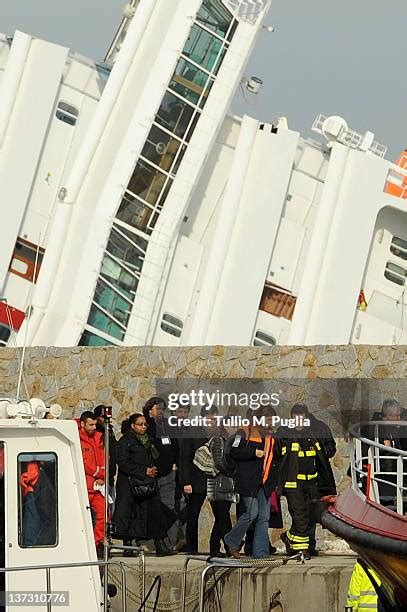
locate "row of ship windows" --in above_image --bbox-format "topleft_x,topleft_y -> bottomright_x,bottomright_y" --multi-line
80,0 -> 236,346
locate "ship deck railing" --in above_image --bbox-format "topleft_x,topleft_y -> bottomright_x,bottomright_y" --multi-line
349,421 -> 407,515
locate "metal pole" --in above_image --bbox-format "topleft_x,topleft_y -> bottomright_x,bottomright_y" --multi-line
103,408 -> 111,612
199,565 -> 214,612
181,557 -> 189,612
46,566 -> 51,612
140,550 -> 145,611
237,567 -> 243,612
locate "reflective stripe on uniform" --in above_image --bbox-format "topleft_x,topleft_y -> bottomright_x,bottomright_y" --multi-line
297,472 -> 317,480
359,605 -> 378,609
315,442 -> 321,450
285,481 -> 297,488
282,447 -> 287,455
291,543 -> 308,550
291,442 -> 300,451
287,532 -> 308,543
298,450 -> 316,457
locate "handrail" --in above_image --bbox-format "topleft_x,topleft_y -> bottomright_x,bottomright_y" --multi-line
349,421 -> 407,457
349,421 -> 407,515
0,559 -> 127,612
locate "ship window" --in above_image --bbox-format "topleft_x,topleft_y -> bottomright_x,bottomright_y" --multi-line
169,58 -> 214,109
141,125 -> 183,173
161,313 -> 183,338
79,330 -> 115,347
55,101 -> 78,126
183,24 -> 225,74
384,261 -> 406,286
196,0 -> 233,39
155,91 -> 197,141
9,238 -> 44,283
126,159 -> 168,207
87,304 -> 126,341
390,236 -> 407,261
18,453 -> 58,548
0,324 -> 11,346
253,330 -> 276,347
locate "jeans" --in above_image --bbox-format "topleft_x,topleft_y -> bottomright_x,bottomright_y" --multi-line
224,489 -> 270,558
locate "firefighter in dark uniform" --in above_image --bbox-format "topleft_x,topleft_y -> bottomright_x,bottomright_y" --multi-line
276,404 -> 336,560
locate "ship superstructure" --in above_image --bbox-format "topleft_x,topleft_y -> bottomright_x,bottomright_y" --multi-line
0,0 -> 407,349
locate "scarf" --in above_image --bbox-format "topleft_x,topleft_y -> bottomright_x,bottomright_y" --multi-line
136,432 -> 159,461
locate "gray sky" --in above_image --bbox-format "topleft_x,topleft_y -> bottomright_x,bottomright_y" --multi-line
1,0 -> 405,158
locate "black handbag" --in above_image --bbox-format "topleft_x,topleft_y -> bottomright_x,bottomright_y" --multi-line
128,475 -> 158,501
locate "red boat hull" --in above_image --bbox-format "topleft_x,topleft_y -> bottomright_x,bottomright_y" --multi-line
322,487 -> 407,611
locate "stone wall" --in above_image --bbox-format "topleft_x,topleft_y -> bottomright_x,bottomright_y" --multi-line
1,345 -> 405,550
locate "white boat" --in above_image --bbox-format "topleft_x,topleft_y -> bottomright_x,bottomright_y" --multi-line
0,399 -> 109,611
0,0 -> 407,349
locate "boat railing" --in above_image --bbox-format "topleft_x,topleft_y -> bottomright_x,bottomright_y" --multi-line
349,421 -> 407,515
0,559 -> 128,612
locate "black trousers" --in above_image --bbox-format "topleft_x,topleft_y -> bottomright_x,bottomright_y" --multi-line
285,483 -> 318,550
186,493 -> 232,553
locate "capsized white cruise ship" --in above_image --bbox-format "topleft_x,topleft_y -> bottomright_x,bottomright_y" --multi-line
0,0 -> 406,349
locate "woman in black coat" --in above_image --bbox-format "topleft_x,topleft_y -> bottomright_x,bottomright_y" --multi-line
112,413 -> 176,557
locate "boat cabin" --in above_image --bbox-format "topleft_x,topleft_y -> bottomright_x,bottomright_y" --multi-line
0,398 -> 102,611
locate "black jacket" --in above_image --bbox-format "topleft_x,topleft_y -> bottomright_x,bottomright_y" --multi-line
113,430 -> 173,540
147,418 -> 179,478
229,429 -> 278,498
276,426 -> 337,496
178,435 -> 209,495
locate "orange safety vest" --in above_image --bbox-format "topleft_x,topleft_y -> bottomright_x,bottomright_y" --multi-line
242,426 -> 275,484
385,150 -> 407,198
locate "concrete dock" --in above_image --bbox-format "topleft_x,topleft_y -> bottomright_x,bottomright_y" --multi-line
109,552 -> 356,611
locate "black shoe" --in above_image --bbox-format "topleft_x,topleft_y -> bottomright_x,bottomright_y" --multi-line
210,551 -> 226,558
177,544 -> 197,554
269,544 -> 277,555
155,539 -> 176,557
280,532 -> 291,555
309,549 -> 319,557
303,551 -> 311,561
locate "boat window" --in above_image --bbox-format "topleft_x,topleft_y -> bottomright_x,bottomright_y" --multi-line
384,261 -> 406,286
161,313 -> 183,338
155,91 -> 197,141
126,159 -> 168,207
253,330 -> 276,347
182,24 -> 225,74
0,323 -> 11,347
8,237 -> 44,283
390,236 -> 407,261
18,453 -> 58,548
196,0 -> 233,39
55,101 -> 79,126
169,58 -> 214,109
78,329 -> 115,347
141,125 -> 183,173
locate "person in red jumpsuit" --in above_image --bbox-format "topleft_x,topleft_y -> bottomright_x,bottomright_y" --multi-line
77,411 -> 107,555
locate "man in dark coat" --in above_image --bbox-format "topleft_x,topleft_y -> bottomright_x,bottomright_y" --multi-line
143,398 -> 180,547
